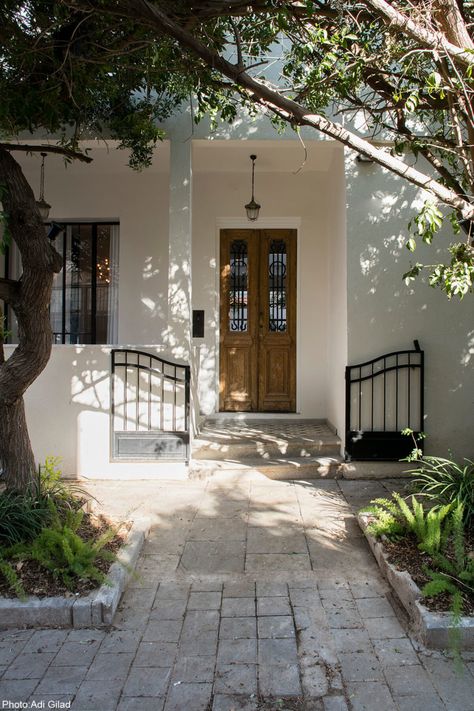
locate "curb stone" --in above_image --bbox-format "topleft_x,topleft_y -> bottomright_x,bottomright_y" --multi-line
357,513 -> 474,650
0,517 -> 150,629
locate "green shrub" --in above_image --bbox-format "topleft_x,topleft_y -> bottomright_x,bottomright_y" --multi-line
0,490 -> 51,546
408,456 -> 474,527
28,506 -> 116,590
35,456 -> 89,514
0,552 -> 25,599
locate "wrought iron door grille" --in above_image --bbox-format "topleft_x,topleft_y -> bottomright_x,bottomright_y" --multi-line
345,340 -> 424,460
111,349 -> 190,461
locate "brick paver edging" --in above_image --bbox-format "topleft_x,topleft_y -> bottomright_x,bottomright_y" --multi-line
357,514 -> 474,650
0,518 -> 150,629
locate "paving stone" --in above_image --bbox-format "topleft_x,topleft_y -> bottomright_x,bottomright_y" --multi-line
221,598 -> 255,618
346,681 -> 397,711
117,697 -> 165,711
155,583 -> 190,600
212,694 -> 258,711
86,652 -> 134,681
356,596 -> 396,619
3,652 -> 55,679
29,629 -> 69,653
0,630 -> 33,644
258,664 -> 302,696
123,666 -> 171,697
422,655 -> 474,710
164,681 -> 213,711
182,632 -> 219,657
324,607 -> 364,629
223,582 -> 256,598
349,580 -> 389,599
149,599 -> 188,620
323,695 -> 349,711
181,610 -> 220,638
247,528 -> 307,554
372,638 -> 419,667
257,616 -> 295,639
143,620 -> 183,643
217,639 -> 257,665
384,664 -> 436,696
364,616 -> 407,639
394,694 -> 446,711
292,607 -> 313,632
172,655 -> 215,683
258,638 -> 298,666
72,680 -> 122,710
257,596 -> 292,617
52,640 -> 100,666
338,651 -> 383,682
246,553 -> 311,572
219,617 -> 257,640
192,581 -> 224,592
112,607 -> 149,632
98,630 -> 142,655
0,638 -> 30,666
180,541 -> 246,574
214,664 -> 257,695
255,582 -> 288,597
36,665 -> 89,694
0,679 -> 38,700
134,642 -> 178,667
120,586 -> 157,610
300,661 -> 329,697
289,587 -> 320,607
332,628 -> 373,654
188,591 -> 222,610
189,518 -> 247,541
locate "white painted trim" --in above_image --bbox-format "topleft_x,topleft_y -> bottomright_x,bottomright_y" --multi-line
214,219 -> 301,414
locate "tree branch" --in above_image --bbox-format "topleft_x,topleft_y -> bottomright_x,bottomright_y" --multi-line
122,0 -> 474,219
362,0 -> 474,70
0,143 -> 93,163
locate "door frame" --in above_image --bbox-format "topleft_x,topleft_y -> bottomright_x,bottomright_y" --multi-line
215,218 -> 302,414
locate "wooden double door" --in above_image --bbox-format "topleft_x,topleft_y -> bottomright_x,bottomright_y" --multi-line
219,229 -> 296,412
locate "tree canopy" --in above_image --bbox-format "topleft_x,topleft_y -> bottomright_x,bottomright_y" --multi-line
2,0 -> 474,296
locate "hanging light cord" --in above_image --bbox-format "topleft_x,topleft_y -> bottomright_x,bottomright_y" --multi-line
39,152 -> 46,201
250,154 -> 256,200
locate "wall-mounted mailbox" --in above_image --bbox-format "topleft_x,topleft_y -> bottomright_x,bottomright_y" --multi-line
192,310 -> 205,338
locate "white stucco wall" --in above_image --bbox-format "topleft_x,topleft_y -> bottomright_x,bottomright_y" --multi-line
326,148 -> 347,441
15,143 -> 170,345
191,140 -> 339,419
345,153 -> 474,459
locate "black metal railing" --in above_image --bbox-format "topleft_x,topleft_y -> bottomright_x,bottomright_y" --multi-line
111,349 -> 190,461
345,340 -> 424,460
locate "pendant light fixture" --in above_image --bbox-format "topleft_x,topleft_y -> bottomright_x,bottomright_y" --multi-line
36,152 -> 51,221
245,154 -> 261,221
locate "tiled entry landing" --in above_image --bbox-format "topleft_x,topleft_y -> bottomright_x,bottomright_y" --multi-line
191,418 -> 343,479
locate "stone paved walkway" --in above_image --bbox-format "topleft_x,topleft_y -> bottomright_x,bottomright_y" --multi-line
1,477 -> 473,710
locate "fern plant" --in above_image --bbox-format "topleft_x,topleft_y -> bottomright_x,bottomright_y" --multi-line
0,551 -> 26,599
28,506 -> 116,590
361,493 -> 453,555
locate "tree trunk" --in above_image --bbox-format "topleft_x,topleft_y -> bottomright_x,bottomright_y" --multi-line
0,398 -> 36,491
0,147 -> 62,492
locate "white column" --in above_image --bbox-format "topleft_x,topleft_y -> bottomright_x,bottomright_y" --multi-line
166,137 -> 192,362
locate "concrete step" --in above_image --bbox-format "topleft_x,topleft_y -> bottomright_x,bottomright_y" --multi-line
189,455 -> 344,481
192,418 -> 342,461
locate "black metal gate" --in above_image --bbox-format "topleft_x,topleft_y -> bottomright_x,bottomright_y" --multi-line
111,349 -> 190,461
345,340 -> 424,460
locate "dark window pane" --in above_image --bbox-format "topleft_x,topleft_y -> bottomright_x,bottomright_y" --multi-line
229,239 -> 248,332
268,239 -> 287,332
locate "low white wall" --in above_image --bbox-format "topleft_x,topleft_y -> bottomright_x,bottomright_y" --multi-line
346,157 -> 474,459
5,345 -> 188,479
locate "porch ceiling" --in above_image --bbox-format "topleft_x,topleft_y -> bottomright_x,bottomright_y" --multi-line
192,139 -> 339,174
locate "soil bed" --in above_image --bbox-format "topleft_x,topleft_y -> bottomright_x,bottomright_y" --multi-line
382,530 -> 474,616
0,512 -> 128,599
